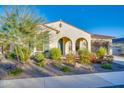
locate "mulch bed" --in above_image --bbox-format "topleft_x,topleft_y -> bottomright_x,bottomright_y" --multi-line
49,61 -> 124,76
1,58 -> 124,80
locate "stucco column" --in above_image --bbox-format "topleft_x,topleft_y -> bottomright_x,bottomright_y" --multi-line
87,39 -> 91,52
72,40 -> 76,54
32,47 -> 36,55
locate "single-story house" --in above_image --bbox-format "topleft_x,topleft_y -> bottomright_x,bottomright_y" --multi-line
38,20 -> 114,55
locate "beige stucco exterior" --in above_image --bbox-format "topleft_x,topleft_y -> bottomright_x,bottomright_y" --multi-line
45,21 -> 91,55
38,20 -> 113,55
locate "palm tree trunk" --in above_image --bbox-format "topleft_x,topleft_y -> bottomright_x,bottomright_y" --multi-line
14,45 -> 20,62
1,45 -> 4,54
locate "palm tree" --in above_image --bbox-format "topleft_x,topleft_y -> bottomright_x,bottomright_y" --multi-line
0,6 -> 50,63
0,32 -> 6,54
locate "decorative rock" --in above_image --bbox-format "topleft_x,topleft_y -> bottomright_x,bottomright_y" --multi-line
74,62 -> 82,68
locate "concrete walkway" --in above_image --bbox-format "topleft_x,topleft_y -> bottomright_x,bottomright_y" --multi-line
114,56 -> 124,61
0,71 -> 124,88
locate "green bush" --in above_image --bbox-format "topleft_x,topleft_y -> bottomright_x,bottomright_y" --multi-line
101,64 -> 112,69
96,47 -> 107,59
34,53 -> 44,62
66,53 -> 75,64
50,48 -> 61,61
78,48 -> 91,65
60,66 -> 71,72
8,68 -> 23,76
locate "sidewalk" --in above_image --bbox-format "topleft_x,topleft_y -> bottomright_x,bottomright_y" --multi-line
0,71 -> 124,88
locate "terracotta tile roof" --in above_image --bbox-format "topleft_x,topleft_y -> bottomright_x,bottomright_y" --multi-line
37,24 -> 60,34
91,34 -> 115,39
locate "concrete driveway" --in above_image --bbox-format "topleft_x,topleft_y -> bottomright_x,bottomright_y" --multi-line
114,56 -> 124,61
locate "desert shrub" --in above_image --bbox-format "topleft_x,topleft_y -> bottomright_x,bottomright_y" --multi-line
20,47 -> 31,62
90,53 -> 97,63
14,45 -> 31,63
78,49 -> 84,55
35,61 -> 46,67
104,55 -> 113,63
34,53 -> 45,67
6,52 -> 16,60
66,53 -> 75,64
8,68 -> 23,76
52,61 -> 63,69
78,48 -> 91,65
34,53 -> 44,62
60,66 -> 71,72
96,47 -> 107,59
50,48 -> 61,61
101,64 -> 112,69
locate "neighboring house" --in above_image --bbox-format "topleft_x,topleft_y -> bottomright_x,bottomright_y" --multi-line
113,38 -> 124,55
38,20 -> 114,55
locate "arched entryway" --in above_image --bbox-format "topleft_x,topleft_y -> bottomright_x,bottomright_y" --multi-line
58,37 -> 72,55
75,38 -> 88,51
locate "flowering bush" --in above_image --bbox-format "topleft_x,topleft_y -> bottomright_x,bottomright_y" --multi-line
66,53 -> 75,64
104,55 -> 113,63
90,53 -> 97,63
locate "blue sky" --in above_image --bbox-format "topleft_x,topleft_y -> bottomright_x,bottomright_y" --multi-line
0,5 -> 124,37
